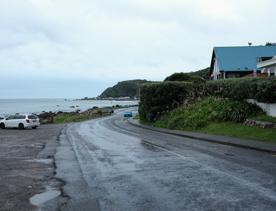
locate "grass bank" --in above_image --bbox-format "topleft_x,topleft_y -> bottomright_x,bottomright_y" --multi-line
145,97 -> 276,144
253,114 -> 276,123
199,122 -> 276,144
53,111 -> 110,123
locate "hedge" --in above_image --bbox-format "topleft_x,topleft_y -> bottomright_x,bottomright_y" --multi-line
139,82 -> 206,121
206,77 -> 276,103
139,77 -> 276,122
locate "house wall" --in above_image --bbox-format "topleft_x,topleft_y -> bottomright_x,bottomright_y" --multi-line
226,71 -> 254,79
212,59 -> 220,80
226,73 -> 240,78
267,66 -> 276,76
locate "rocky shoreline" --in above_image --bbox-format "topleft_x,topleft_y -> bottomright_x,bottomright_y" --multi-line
38,107 -> 113,124
38,104 -> 137,124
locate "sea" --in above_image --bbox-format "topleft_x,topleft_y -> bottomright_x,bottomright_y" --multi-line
0,99 -> 139,115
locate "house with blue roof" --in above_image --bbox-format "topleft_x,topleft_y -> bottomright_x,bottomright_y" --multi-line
210,46 -> 276,80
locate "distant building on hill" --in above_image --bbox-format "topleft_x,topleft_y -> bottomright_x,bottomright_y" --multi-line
209,46 -> 276,80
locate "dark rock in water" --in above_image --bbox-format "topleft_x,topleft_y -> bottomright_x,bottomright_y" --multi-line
112,104 -> 121,108
70,106 -> 75,108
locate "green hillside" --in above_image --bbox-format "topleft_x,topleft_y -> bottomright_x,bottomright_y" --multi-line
100,80 -> 148,99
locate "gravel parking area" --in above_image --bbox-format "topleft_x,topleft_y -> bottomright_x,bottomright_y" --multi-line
0,124 -> 64,211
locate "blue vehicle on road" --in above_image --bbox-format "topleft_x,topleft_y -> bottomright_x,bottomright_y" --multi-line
123,111 -> 133,118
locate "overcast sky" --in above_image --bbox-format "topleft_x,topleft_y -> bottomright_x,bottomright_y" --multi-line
0,0 -> 276,98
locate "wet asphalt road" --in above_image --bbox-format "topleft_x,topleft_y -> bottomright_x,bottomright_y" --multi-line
55,108 -> 276,211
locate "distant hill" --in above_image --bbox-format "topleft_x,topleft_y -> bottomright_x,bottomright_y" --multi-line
99,80 -> 148,99
188,67 -> 210,80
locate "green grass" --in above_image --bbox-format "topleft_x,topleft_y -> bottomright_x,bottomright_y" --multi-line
253,114 -> 276,123
147,118 -> 276,144
133,114 -> 140,120
53,112 -> 109,123
148,97 -> 276,144
199,122 -> 276,144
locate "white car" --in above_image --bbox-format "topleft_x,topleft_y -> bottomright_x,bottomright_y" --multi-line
0,114 -> 40,129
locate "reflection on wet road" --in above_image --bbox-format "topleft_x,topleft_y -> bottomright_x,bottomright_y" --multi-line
56,108 -> 276,211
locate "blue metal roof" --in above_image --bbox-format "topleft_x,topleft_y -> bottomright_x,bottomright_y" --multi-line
213,46 -> 276,72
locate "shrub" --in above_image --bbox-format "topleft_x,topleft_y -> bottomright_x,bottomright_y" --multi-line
154,97 -> 264,130
164,72 -> 206,83
139,82 -> 206,122
254,77 -> 276,103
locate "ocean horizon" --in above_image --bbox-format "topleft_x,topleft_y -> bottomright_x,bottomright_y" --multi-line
0,98 -> 138,115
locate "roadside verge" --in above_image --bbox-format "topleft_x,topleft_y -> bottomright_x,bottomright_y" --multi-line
128,119 -> 276,153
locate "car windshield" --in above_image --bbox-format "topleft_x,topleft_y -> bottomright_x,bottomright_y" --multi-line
7,115 -> 15,119
28,115 -> 38,119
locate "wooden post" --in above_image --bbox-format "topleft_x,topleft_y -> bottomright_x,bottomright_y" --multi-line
253,69 -> 257,77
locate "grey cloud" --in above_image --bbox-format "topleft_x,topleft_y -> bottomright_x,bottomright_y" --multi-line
0,0 -> 276,82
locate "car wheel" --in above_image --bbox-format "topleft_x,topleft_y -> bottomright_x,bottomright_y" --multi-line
32,126 -> 37,129
18,123 -> 25,130
0,123 -> 5,129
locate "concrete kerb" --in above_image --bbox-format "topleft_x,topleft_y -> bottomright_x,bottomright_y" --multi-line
128,119 -> 276,154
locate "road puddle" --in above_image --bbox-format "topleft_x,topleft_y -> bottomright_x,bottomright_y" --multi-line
30,186 -> 60,208
26,158 -> 53,164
